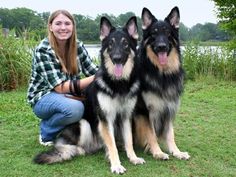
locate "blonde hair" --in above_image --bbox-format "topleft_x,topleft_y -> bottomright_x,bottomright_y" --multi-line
48,10 -> 78,75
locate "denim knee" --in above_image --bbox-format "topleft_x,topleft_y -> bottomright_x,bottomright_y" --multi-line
63,100 -> 84,125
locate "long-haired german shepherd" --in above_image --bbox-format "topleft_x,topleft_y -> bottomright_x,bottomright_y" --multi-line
133,7 -> 190,160
34,16 -> 145,174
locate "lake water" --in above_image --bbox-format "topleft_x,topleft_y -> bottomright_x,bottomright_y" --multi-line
85,44 -> 101,59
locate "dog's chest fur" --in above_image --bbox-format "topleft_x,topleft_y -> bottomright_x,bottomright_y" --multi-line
140,68 -> 184,119
96,77 -> 139,120
98,92 -> 137,117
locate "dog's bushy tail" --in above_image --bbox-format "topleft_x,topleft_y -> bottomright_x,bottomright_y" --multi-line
33,144 -> 85,164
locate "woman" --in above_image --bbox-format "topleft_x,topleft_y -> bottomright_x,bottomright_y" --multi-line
27,10 -> 98,146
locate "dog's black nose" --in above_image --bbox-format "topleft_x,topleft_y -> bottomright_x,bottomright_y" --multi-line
157,42 -> 168,51
153,42 -> 168,53
112,54 -> 122,63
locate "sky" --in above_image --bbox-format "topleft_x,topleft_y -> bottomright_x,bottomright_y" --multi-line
0,0 -> 218,28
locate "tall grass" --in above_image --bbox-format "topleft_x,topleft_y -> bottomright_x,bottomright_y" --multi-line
0,32 -> 36,91
182,41 -> 236,81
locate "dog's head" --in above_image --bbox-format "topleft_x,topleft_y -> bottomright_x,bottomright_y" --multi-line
141,7 -> 181,73
99,16 -> 138,80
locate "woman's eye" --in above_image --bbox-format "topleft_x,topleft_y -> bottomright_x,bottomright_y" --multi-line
65,22 -> 72,26
55,22 -> 61,26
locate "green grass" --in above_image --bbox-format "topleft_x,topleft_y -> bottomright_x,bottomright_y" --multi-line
0,78 -> 236,177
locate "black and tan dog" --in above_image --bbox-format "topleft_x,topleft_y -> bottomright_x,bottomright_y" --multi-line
34,16 -> 145,174
134,7 -> 190,160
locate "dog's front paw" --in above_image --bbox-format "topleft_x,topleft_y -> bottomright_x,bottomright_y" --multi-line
76,146 -> 86,155
172,151 -> 190,160
111,164 -> 126,174
130,157 -> 146,165
153,152 -> 169,160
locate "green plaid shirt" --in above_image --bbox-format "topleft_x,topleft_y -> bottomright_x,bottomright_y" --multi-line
27,38 -> 98,107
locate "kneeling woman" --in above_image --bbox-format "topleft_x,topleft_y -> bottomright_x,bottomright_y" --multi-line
27,10 -> 98,146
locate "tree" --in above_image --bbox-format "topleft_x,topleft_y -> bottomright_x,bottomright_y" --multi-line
179,23 -> 190,41
39,12 -> 50,24
0,8 -> 14,28
0,7 -> 45,38
74,14 -> 99,42
0,6 -> 233,44
117,12 -> 135,26
211,0 -> 236,49
201,23 -> 217,41
189,23 -> 204,41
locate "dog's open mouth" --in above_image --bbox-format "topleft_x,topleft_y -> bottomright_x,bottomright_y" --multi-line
114,64 -> 123,78
157,52 -> 168,65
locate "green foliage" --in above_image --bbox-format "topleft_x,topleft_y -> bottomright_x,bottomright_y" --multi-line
211,0 -> 236,50
0,32 -> 36,91
0,7 -> 233,43
179,23 -> 190,41
0,79 -> 235,176
182,41 -> 236,80
184,22 -> 231,42
212,0 -> 236,33
74,14 -> 99,42
0,7 -> 45,37
117,12 -> 136,26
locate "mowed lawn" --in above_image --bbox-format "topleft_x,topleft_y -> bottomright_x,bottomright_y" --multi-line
0,78 -> 235,177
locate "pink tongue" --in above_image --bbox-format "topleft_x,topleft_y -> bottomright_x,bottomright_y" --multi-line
114,64 -> 123,78
158,52 -> 168,65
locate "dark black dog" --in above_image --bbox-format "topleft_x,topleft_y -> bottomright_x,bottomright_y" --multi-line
34,16 -> 145,174
133,7 -> 190,160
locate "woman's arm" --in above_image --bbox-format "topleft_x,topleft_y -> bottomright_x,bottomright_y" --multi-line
79,75 -> 95,90
54,75 -> 95,94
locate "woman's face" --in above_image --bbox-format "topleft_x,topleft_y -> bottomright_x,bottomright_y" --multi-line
49,13 -> 73,42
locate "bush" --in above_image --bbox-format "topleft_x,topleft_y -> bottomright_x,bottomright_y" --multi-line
0,32 -> 36,91
182,41 -> 236,81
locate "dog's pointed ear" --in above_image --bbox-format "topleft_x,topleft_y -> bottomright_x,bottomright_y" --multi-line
141,7 -> 156,30
165,6 -> 180,28
100,17 -> 113,41
125,16 -> 139,40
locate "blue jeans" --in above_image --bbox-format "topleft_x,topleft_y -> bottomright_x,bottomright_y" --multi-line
33,92 -> 84,141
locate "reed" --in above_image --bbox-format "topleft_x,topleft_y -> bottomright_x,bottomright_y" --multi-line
182,41 -> 236,81
0,32 -> 36,91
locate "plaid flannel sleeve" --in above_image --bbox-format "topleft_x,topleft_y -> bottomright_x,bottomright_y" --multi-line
34,48 -> 66,89
77,42 -> 98,76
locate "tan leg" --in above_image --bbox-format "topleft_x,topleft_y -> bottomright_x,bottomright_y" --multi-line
122,119 -> 145,165
165,122 -> 190,160
134,115 -> 169,160
98,121 -> 126,174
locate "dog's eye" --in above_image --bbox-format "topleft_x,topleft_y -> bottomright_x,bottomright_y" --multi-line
108,41 -> 114,49
165,30 -> 170,36
151,34 -> 156,38
163,27 -> 170,36
149,36 -> 155,44
123,40 -> 129,49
